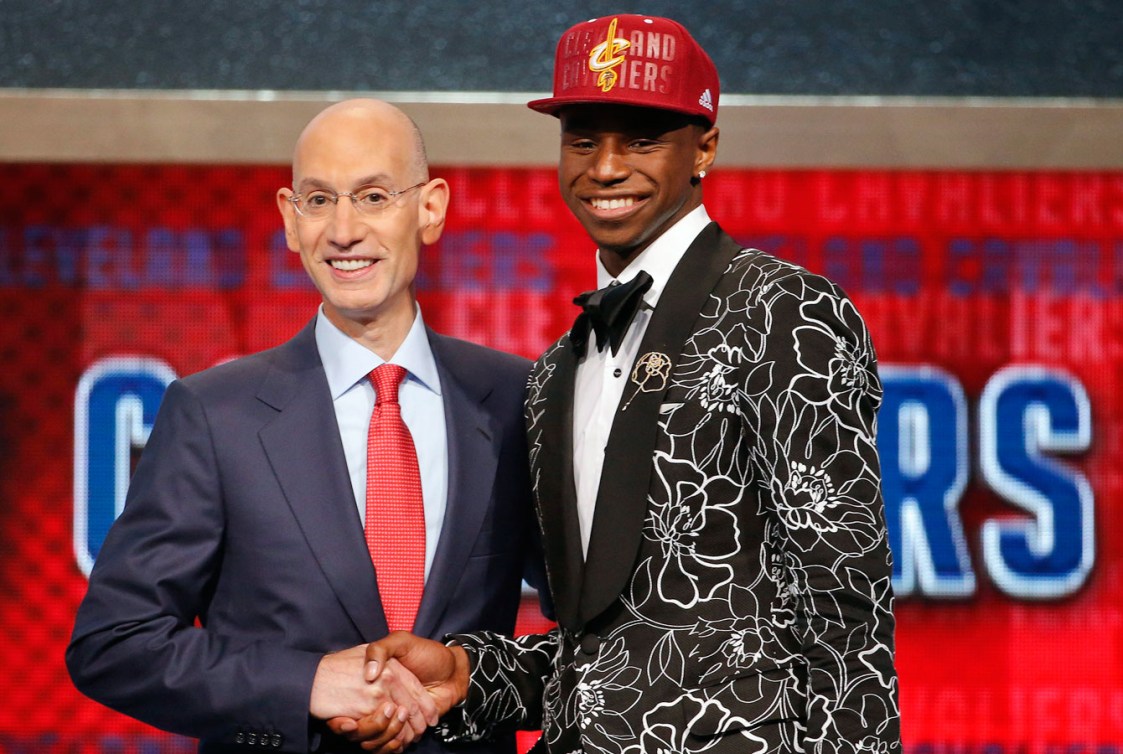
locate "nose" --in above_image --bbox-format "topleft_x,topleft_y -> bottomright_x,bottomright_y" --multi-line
588,143 -> 630,185
326,196 -> 365,249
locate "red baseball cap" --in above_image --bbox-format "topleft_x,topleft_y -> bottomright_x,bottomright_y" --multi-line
528,14 -> 719,126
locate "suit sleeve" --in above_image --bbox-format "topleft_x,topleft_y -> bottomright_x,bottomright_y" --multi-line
436,629 -> 561,742
66,379 -> 323,751
751,274 -> 901,751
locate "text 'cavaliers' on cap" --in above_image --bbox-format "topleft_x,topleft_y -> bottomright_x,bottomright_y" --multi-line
528,14 -> 719,126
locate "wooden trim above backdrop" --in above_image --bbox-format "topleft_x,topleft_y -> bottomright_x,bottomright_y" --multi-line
1,89 -> 1121,168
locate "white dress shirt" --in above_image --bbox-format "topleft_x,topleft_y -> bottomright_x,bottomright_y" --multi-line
572,205 -> 712,557
315,307 -> 448,580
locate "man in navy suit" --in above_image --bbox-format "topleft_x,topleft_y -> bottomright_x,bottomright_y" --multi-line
67,99 -> 545,754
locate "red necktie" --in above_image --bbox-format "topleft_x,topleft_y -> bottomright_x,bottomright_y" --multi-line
365,364 -> 425,632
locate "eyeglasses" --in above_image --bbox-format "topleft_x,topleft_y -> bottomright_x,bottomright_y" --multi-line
288,182 -> 426,219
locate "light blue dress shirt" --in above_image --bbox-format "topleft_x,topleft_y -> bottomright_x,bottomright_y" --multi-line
315,307 -> 448,580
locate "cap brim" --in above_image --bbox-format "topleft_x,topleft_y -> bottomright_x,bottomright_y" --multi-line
527,94 -> 713,124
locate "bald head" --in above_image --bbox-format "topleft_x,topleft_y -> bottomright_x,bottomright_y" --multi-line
292,98 -> 429,186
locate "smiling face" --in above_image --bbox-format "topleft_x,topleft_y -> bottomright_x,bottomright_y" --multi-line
558,104 -> 718,276
276,99 -> 448,353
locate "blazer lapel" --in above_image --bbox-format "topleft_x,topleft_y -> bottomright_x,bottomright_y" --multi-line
411,332 -> 498,638
579,223 -> 740,625
530,342 -> 585,634
257,321 -> 384,639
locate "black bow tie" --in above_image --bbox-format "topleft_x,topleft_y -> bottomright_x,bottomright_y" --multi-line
569,271 -> 654,356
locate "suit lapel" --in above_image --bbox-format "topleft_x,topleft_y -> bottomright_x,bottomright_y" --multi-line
530,342 -> 585,634
257,321 -> 385,639
579,223 -> 740,625
411,332 -> 497,638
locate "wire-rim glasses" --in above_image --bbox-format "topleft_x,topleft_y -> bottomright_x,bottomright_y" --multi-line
288,181 -> 426,219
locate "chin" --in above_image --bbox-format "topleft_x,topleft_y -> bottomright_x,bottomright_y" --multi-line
594,231 -> 648,256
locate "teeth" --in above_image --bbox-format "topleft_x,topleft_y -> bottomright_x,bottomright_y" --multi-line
330,258 -> 375,271
591,197 -> 636,210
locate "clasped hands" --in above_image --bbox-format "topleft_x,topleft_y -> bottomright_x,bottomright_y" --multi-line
312,632 -> 470,753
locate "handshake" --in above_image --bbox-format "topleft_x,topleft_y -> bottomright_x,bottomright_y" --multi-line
310,632 -> 471,753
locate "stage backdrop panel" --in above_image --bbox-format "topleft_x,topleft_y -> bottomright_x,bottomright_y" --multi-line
1,164 -> 1120,754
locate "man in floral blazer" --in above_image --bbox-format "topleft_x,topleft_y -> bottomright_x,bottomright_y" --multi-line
342,14 -> 900,754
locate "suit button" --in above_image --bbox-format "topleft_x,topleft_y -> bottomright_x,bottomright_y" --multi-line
580,633 -> 600,655
272,733 -> 283,747
247,732 -> 257,746
234,732 -> 245,744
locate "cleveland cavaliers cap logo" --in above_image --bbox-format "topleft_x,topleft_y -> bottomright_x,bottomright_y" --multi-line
587,17 -> 630,92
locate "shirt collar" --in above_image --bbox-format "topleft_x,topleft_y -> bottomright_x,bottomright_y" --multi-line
315,306 -> 442,400
594,204 -> 711,309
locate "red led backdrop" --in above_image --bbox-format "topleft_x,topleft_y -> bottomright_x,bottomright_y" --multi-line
1,164 -> 1122,753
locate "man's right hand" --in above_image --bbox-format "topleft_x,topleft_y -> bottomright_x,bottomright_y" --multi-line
365,631 -> 470,715
325,632 -> 471,751
310,643 -> 439,748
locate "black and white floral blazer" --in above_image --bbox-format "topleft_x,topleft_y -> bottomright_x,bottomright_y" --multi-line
442,223 -> 901,754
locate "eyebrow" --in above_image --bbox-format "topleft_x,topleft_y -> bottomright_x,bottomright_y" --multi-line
295,173 -> 397,192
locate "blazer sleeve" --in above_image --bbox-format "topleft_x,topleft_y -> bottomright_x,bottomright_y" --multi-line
66,379 -> 324,751
751,273 -> 901,750
435,629 -> 561,743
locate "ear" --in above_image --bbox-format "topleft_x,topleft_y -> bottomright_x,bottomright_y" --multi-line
276,188 -> 301,252
694,125 -> 719,178
417,178 -> 450,246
